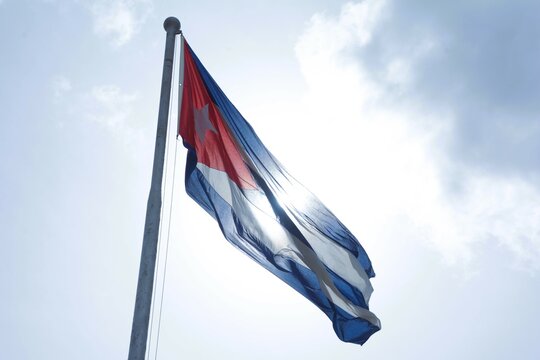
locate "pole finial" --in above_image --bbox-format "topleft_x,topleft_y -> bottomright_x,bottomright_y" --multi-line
163,17 -> 181,34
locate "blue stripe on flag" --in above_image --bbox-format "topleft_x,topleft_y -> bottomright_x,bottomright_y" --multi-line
183,145 -> 379,344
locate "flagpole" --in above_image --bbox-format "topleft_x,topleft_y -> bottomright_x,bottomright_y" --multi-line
128,17 -> 181,360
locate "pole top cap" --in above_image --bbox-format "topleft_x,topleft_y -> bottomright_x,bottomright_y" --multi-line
163,17 -> 181,34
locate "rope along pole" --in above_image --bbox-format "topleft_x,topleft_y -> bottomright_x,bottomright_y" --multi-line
146,31 -> 178,359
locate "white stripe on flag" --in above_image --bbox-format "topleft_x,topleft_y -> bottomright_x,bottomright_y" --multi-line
280,209 -> 374,303
196,163 -> 380,327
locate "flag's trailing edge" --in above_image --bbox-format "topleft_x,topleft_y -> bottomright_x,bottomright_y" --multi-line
178,37 -> 381,345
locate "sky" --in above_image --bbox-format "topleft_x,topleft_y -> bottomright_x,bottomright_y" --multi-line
1,0 -> 540,359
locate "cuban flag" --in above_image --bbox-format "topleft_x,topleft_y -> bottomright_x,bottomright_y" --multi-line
178,37 -> 381,345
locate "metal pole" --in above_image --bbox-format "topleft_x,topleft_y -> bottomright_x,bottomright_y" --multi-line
128,17 -> 181,360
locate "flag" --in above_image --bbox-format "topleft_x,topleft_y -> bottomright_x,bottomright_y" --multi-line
178,37 -> 381,345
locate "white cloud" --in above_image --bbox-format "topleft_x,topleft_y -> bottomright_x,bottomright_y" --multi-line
87,0 -> 153,46
52,81 -> 148,151
51,75 -> 72,100
87,84 -> 137,129
84,84 -> 159,158
294,0 -> 540,271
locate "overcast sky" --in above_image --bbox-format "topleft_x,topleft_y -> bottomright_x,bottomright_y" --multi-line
1,0 -> 539,359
